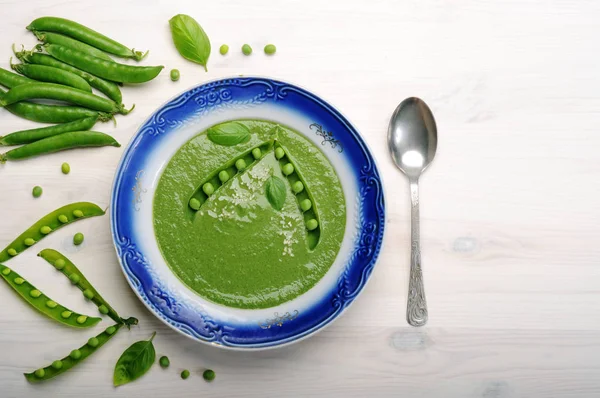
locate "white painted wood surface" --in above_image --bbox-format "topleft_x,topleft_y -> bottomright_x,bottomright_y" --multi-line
0,0 -> 599,396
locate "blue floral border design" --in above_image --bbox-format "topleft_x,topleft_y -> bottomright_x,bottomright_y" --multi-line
110,77 -> 385,349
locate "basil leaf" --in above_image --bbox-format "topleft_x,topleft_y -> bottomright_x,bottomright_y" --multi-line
265,176 -> 286,211
169,14 -> 211,71
113,332 -> 156,387
207,122 -> 251,146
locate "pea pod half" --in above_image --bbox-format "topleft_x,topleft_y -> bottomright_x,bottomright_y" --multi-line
27,16 -> 147,61
45,44 -> 163,84
0,263 -> 100,328
25,323 -> 124,383
0,202 -> 105,262
38,249 -> 125,324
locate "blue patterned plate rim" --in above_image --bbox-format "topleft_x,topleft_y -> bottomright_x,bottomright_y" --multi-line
110,76 -> 385,350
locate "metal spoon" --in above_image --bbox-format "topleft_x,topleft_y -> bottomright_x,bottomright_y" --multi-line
387,97 -> 438,327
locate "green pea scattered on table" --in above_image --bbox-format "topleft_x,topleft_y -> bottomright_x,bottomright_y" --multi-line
170,69 -> 180,81
181,369 -> 190,380
203,369 -> 215,381
32,186 -> 43,198
242,44 -> 252,55
219,44 -> 229,55
159,356 -> 170,368
73,232 -> 84,246
264,44 -> 276,55
61,162 -> 70,174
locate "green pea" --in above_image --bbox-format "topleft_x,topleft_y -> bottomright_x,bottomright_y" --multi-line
170,69 -> 180,81
282,163 -> 294,175
34,368 -> 45,378
32,186 -> 43,198
202,183 -> 214,196
14,277 -> 24,285
306,219 -> 319,231
219,44 -> 229,55
73,210 -> 84,218
264,44 -> 277,55
252,148 -> 262,159
292,181 -> 304,193
61,162 -> 70,174
70,349 -> 82,360
40,226 -> 52,235
7,248 -> 17,257
275,147 -> 285,159
73,232 -> 84,246
76,315 -> 88,324
106,326 -> 117,335
54,258 -> 66,270
69,273 -> 80,285
51,360 -> 63,370
29,289 -> 42,298
159,356 -> 170,368
203,369 -> 215,381
98,305 -> 109,314
58,214 -> 69,223
88,337 -> 99,347
300,198 -> 311,211
218,170 -> 229,183
46,300 -> 57,309
242,44 -> 252,55
235,158 -> 246,171
1,267 -> 10,276
181,369 -> 190,379
189,198 -> 201,210
24,238 -> 36,246
83,289 -> 94,300
61,310 -> 72,319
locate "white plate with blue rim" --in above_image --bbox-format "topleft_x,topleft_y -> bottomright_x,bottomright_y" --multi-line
110,77 -> 385,350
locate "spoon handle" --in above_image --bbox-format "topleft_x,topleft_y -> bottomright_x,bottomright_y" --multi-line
407,180 -> 428,327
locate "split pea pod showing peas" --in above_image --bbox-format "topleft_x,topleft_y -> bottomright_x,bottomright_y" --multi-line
0,83 -> 128,114
0,87 -> 112,123
0,263 -> 101,328
38,249 -> 124,324
0,116 -> 97,146
0,131 -> 120,162
25,322 -> 124,383
45,44 -> 163,84
11,63 -> 92,92
33,31 -> 114,62
28,17 -> 148,61
0,202 -> 104,262
15,50 -> 123,104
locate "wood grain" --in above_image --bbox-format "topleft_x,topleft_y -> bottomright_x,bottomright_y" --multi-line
1,0 -> 599,396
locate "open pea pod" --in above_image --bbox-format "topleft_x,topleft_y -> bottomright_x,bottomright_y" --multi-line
0,263 -> 100,328
38,249 -> 126,325
0,202 -> 105,262
25,322 -> 123,383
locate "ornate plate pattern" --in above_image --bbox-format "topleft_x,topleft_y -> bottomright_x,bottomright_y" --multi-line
110,77 -> 385,349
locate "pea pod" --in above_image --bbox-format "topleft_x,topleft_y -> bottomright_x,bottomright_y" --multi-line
0,202 -> 105,262
24,323 -> 124,383
11,63 -> 92,92
33,31 -> 114,62
27,17 -> 147,61
15,49 -> 122,104
0,67 -> 35,88
0,263 -> 100,328
275,143 -> 322,250
0,116 -> 97,146
45,44 -> 163,84
0,83 -> 127,114
38,249 -> 123,324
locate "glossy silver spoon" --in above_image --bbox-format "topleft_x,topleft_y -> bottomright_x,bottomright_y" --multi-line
387,97 -> 438,327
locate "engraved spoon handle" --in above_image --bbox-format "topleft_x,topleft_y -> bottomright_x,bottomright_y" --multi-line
407,180 -> 428,327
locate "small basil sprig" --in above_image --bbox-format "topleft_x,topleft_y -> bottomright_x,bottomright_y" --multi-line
113,332 -> 156,387
207,122 -> 251,146
265,176 -> 286,211
169,14 -> 211,71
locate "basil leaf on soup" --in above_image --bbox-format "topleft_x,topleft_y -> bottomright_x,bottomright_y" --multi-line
265,176 -> 286,211
169,14 -> 211,71
207,122 -> 251,146
113,332 -> 156,387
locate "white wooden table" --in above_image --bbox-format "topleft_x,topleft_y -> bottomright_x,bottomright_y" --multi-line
1,1 -> 599,397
